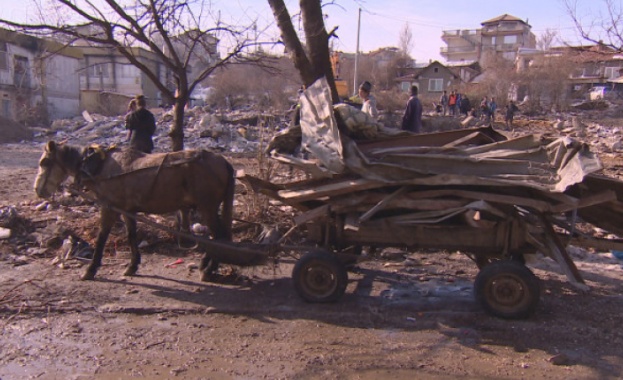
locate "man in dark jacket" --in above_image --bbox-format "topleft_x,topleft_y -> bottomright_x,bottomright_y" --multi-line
401,86 -> 423,133
125,95 -> 156,153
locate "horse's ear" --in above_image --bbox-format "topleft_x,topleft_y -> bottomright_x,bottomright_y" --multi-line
46,141 -> 56,153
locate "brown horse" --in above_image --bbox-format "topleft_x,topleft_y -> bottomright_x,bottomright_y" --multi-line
34,141 -> 235,281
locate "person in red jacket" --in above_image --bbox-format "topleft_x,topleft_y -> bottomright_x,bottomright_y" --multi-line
448,90 -> 457,116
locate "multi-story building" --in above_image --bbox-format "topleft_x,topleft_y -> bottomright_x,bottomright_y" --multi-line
77,45 -> 174,114
0,28 -> 82,122
441,14 -> 536,64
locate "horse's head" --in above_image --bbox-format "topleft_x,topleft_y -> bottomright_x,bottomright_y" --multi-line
34,141 -> 74,198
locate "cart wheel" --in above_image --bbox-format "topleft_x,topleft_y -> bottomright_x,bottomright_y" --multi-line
474,260 -> 540,319
292,250 -> 348,303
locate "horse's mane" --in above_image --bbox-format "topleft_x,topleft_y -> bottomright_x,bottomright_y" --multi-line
58,144 -> 84,174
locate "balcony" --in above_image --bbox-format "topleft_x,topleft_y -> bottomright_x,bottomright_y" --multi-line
440,46 -> 478,54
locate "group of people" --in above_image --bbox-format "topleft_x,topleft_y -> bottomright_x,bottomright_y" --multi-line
438,89 -> 467,117
479,96 -> 497,122
355,81 -> 522,133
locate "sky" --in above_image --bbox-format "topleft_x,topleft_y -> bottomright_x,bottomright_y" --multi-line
0,0 -> 610,63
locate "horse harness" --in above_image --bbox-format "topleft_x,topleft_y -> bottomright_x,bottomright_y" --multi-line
75,146 -> 207,203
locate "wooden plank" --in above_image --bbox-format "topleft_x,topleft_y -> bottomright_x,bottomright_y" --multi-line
408,189 -> 553,212
278,178 -> 385,202
330,198 -> 467,213
567,235 -> 623,252
540,216 -> 588,290
359,186 -> 409,223
442,131 -> 481,148
340,222 -> 508,253
293,204 -> 330,226
551,190 -> 617,213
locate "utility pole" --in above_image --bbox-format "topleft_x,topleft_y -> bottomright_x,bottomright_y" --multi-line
353,7 -> 361,95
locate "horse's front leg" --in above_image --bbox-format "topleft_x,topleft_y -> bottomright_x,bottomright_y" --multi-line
82,208 -> 118,280
122,214 -> 140,276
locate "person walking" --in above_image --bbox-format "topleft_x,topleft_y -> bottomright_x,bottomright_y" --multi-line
489,97 -> 498,122
401,86 -> 423,133
125,94 -> 157,153
440,90 -> 449,116
460,95 -> 471,117
505,100 -> 519,129
480,96 -> 490,122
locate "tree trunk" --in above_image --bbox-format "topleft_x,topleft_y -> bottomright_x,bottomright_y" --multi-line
268,0 -> 340,103
299,0 -> 340,104
267,0 -> 315,86
169,99 -> 185,151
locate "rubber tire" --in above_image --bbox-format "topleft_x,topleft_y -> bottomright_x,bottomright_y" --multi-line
292,250 -> 348,303
474,260 -> 540,319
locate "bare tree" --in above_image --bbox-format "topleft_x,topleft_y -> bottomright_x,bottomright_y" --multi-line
0,0 -> 261,151
398,22 -> 413,58
537,28 -> 559,51
565,0 -> 623,52
267,0 -> 340,103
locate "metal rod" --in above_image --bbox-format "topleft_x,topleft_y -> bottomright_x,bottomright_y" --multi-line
353,7 -> 361,95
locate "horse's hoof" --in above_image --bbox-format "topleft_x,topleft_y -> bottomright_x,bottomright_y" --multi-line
124,267 -> 138,276
81,271 -> 96,281
201,271 -> 217,283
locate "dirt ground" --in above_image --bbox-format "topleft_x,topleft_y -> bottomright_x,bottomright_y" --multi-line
2,119 -> 623,380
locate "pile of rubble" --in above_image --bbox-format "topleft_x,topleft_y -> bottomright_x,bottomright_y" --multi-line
30,105 -> 294,153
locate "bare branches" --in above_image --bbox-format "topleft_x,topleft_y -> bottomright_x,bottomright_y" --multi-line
565,0 -> 623,51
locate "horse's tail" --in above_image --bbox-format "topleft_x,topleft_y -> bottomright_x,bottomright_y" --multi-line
221,160 -> 235,241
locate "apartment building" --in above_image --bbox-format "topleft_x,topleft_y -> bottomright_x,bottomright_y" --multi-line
441,14 -> 536,64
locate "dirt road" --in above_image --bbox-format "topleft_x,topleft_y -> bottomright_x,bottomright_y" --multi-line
1,142 -> 623,379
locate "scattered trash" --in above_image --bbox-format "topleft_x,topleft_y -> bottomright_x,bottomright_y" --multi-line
547,353 -> 570,366
0,227 -> 11,240
257,226 -> 282,244
51,235 -> 94,268
165,258 -> 184,268
191,223 -> 208,235
35,201 -> 49,211
0,206 -> 19,228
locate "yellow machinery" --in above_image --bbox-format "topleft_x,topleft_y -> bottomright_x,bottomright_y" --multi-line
331,51 -> 349,99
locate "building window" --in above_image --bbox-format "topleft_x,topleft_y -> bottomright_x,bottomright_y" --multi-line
503,35 -> 517,44
121,64 -> 140,78
401,82 -> 411,92
13,55 -> 30,88
88,63 -> 109,78
1,99 -> 10,118
428,78 -> 443,92
0,42 -> 7,71
605,67 -> 620,79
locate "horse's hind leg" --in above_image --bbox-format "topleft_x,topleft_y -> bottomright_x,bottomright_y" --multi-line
82,209 -> 117,281
198,206 -> 222,282
122,214 -> 141,276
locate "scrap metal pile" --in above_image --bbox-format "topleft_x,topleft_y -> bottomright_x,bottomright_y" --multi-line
244,78 -> 623,289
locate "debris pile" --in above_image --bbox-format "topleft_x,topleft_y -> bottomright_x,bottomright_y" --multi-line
31,105 -> 293,154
